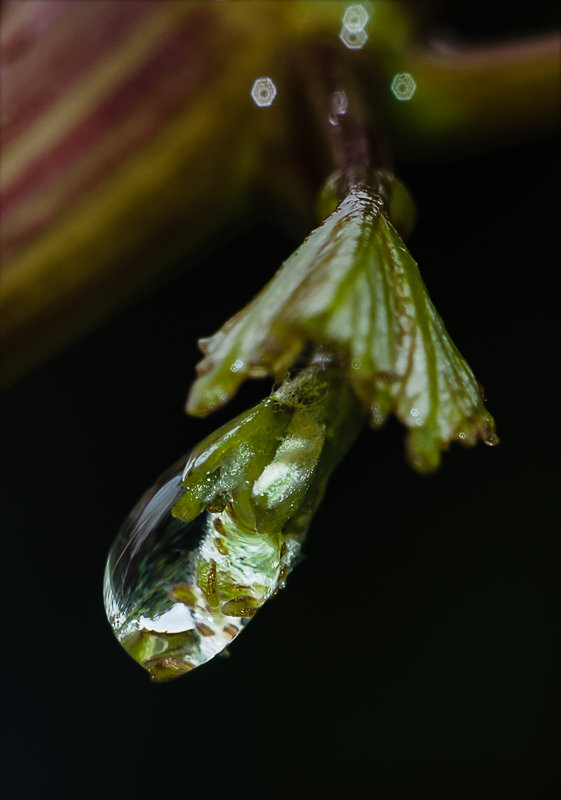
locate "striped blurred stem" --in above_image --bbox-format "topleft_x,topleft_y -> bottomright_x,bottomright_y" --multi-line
1,1 -> 558,386
0,0 -> 321,385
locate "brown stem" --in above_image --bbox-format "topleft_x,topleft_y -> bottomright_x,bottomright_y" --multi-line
294,45 -> 392,200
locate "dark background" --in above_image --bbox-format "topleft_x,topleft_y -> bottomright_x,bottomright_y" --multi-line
2,3 -> 559,796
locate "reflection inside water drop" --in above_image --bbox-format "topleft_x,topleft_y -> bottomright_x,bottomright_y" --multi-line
104,367 -> 362,682
103,457 -> 299,682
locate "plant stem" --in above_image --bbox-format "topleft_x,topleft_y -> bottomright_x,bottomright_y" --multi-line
295,45 -> 392,203
387,32 -> 561,156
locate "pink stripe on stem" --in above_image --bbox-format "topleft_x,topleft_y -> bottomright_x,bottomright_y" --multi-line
1,1 -> 155,149
2,7 -> 219,259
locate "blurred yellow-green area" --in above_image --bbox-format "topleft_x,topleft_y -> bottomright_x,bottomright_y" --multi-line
1,0 -> 559,386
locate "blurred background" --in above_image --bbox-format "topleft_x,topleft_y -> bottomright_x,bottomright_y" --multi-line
2,2 -> 560,796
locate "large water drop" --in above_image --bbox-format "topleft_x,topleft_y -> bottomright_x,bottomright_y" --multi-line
104,366 -> 363,681
104,457 -> 299,682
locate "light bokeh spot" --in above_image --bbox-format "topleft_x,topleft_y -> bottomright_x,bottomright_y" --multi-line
391,72 -> 417,101
251,77 -> 277,107
342,4 -> 369,33
339,27 -> 368,50
339,3 -> 369,49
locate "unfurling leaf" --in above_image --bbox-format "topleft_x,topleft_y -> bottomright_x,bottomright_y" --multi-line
187,185 -> 497,472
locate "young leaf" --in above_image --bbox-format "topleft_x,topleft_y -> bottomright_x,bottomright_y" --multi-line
187,185 -> 497,472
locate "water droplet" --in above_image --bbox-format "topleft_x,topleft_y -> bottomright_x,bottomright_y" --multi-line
328,89 -> 349,126
370,403 -> 386,428
104,457 -> 298,681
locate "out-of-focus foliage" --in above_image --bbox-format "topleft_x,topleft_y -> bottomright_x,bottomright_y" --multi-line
0,1 -> 559,385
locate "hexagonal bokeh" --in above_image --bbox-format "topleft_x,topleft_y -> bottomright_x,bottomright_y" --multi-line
342,4 -> 369,33
391,72 -> 417,101
339,27 -> 368,50
251,77 -> 277,107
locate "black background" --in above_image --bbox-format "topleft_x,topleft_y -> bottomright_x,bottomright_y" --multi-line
2,3 -> 560,796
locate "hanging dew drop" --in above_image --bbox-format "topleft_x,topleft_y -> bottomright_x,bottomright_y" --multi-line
103,366 -> 363,682
104,456 -> 301,681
